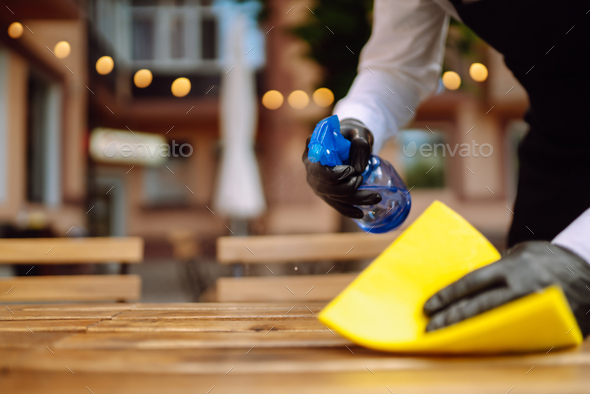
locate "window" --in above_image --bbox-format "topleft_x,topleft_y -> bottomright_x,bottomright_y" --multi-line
26,73 -> 50,203
0,49 -> 8,203
397,129 -> 447,189
128,0 -> 219,72
131,13 -> 155,61
142,141 -> 193,207
92,0 -> 220,72
201,14 -> 217,60
25,71 -> 62,205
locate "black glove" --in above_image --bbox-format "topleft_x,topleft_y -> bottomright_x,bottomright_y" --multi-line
423,241 -> 590,337
302,118 -> 381,219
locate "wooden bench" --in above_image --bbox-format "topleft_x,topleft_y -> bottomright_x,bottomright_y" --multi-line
0,237 -> 143,302
215,232 -> 398,302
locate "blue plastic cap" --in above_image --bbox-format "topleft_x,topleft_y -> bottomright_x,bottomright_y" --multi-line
307,115 -> 351,166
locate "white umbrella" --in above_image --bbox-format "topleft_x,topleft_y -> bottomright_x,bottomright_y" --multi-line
213,3 -> 266,219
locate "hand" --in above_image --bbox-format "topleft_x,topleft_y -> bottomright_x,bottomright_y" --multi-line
302,118 -> 380,219
423,241 -> 590,337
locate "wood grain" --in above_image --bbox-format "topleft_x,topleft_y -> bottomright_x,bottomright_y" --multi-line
0,308 -> 125,321
0,319 -> 102,332
0,275 -> 141,302
2,367 -> 590,394
112,309 -> 318,320
130,302 -> 327,311
3,303 -> 589,394
217,233 -> 396,264
0,332 -> 71,348
0,237 -> 143,264
16,303 -> 137,312
216,274 -> 355,302
88,319 -> 328,333
5,344 -> 590,375
54,331 -> 352,349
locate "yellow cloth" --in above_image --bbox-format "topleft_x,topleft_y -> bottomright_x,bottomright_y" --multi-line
318,201 -> 582,353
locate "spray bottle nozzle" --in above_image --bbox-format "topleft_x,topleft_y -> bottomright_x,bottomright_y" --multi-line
307,115 -> 351,166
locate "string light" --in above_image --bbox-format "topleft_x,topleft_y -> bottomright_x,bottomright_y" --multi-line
134,69 -> 153,88
171,77 -> 191,97
95,56 -> 114,75
288,90 -> 309,109
312,88 -> 334,107
469,63 -> 488,82
54,41 -> 71,59
7,22 -> 23,39
442,71 -> 461,90
261,90 -> 284,110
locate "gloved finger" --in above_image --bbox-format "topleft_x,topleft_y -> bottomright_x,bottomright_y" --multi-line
349,137 -> 371,174
330,190 -> 382,206
305,161 -> 355,184
320,195 -> 364,219
303,137 -> 356,184
425,287 -> 515,332
308,174 -> 363,197
423,263 -> 506,315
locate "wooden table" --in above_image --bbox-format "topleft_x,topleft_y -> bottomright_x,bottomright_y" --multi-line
1,303 -> 589,393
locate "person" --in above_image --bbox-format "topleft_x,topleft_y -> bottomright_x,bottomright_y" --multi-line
303,0 -> 590,336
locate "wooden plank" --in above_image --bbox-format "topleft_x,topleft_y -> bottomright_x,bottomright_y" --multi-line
2,367 -> 590,394
15,303 -> 137,312
0,237 -> 143,264
0,332 -> 71,348
0,319 -> 102,333
217,233 -> 397,264
0,310 -> 123,321
112,308 -> 318,320
216,274 -> 356,302
88,319 -> 329,333
6,343 -> 590,375
9,302 -> 325,312
0,275 -> 141,302
0,303 -> 321,320
130,302 -> 327,311
54,331 -> 352,349
0,308 -> 126,321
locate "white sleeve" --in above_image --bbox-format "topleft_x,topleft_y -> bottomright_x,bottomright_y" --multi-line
552,208 -> 590,264
333,0 -> 449,152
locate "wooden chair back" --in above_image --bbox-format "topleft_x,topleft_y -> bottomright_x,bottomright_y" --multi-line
216,233 -> 398,302
0,237 -> 143,303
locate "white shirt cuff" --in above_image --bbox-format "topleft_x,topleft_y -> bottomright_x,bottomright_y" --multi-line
552,207 -> 590,264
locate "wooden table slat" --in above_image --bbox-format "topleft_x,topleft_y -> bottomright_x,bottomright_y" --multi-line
0,319 -> 102,332
4,345 -> 590,375
54,331 -> 352,349
2,302 -> 589,394
0,309 -> 126,321
2,367 -> 590,394
88,319 -> 328,333
112,309 -> 319,320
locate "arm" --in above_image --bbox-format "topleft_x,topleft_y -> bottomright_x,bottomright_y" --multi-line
334,0 -> 450,152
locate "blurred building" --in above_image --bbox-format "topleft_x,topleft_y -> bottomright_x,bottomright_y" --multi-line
0,0 -> 531,258
0,1 -> 88,235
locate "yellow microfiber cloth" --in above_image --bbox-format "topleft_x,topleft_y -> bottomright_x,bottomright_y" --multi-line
318,201 -> 583,353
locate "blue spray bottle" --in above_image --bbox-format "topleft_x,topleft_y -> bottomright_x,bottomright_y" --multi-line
308,115 -> 411,233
